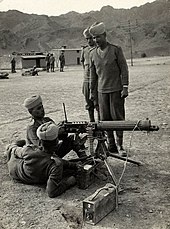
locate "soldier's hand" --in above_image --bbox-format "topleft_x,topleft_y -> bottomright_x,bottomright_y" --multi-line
58,125 -> 66,135
57,121 -> 65,127
121,87 -> 128,98
51,155 -> 62,166
57,122 -> 68,139
75,161 -> 83,170
90,96 -> 94,102
95,104 -> 99,112
67,161 -> 82,171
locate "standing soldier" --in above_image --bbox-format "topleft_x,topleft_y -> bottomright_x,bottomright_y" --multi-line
80,27 -> 97,122
45,53 -> 50,72
59,51 -> 65,72
11,57 -> 16,73
50,53 -> 55,72
89,22 -> 129,156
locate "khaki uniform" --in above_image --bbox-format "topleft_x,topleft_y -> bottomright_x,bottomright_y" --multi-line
81,46 -> 95,121
90,43 -> 129,146
26,117 -> 53,146
7,144 -> 76,198
26,117 -> 86,158
59,54 -> 65,72
50,56 -> 55,72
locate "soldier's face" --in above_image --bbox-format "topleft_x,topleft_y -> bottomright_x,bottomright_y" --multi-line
93,33 -> 106,48
31,103 -> 45,119
86,36 -> 95,47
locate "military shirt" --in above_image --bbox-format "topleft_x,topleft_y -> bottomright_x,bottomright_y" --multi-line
90,43 -> 129,94
81,46 -> 95,82
7,145 -> 70,197
26,117 -> 54,146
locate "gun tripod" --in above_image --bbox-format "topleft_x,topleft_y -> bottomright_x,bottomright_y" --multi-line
87,129 -> 142,187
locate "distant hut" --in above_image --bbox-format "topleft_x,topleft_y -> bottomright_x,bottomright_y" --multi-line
52,46 -> 82,66
21,52 -> 46,69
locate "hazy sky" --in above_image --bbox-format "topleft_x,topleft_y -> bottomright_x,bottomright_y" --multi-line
0,0 -> 156,16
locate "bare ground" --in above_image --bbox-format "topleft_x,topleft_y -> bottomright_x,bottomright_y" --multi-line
0,56 -> 170,229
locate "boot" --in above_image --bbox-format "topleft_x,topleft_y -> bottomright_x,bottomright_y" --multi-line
108,143 -> 119,154
116,136 -> 127,157
15,139 -> 26,147
5,143 -> 18,161
107,131 -> 119,154
88,109 -> 95,122
116,137 -> 124,150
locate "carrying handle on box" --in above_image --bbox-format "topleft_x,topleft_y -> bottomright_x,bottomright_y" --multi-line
90,183 -> 116,201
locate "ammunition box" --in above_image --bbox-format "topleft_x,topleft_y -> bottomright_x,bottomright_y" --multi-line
83,183 -> 117,225
77,160 -> 104,189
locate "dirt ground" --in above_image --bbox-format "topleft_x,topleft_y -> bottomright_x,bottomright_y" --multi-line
0,56 -> 170,229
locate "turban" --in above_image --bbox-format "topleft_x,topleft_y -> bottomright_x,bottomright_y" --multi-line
37,122 -> 59,141
23,95 -> 42,109
89,22 -> 106,36
83,27 -> 92,38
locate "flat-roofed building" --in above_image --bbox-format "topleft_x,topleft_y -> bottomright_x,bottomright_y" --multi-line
52,47 -> 82,66
21,54 -> 46,69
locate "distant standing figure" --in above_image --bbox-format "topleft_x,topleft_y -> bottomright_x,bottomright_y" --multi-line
11,57 -> 16,73
45,53 -> 50,72
59,51 -> 65,72
50,54 -> 55,72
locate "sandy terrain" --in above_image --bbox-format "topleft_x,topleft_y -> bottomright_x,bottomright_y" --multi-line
0,56 -> 170,229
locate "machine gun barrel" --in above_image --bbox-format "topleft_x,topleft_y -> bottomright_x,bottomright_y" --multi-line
94,120 -> 159,132
63,119 -> 159,134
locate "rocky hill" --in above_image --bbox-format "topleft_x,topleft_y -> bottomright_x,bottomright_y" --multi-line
0,0 -> 170,58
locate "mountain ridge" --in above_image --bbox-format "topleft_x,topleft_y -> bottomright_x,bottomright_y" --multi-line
0,0 -> 170,57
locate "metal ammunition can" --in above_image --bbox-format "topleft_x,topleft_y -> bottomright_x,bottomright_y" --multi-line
83,183 -> 117,225
77,160 -> 103,189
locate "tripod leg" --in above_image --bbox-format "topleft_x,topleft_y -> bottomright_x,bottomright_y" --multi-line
104,158 -> 118,186
108,152 -> 142,166
97,140 -> 118,186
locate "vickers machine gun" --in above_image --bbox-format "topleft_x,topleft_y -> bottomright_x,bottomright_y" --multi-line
62,103 -> 159,225
64,119 -> 159,182
62,103 -> 159,184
